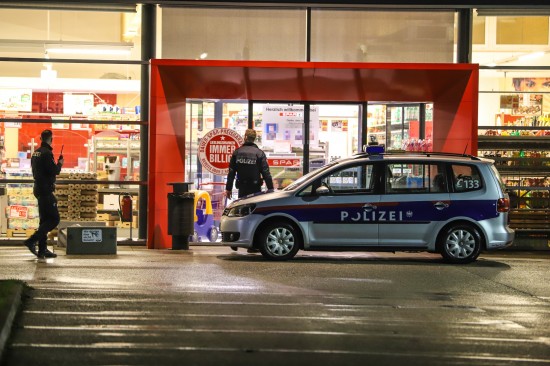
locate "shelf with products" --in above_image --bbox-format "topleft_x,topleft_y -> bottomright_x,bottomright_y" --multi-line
366,105 -> 387,146
3,170 -> 39,236
90,135 -> 141,181
477,125 -> 550,234
56,171 -> 99,222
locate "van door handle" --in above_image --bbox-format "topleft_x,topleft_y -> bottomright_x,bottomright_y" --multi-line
363,203 -> 377,212
434,201 -> 449,210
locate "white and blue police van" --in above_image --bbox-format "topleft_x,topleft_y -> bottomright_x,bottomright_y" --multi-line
220,147 -> 514,264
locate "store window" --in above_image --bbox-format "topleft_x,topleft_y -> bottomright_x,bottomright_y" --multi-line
253,103 -> 360,189
255,103 -> 308,189
496,17 -> 549,45
0,7 -> 141,61
367,103 -> 433,151
0,6 -> 144,239
475,13 -> 550,234
473,16 -> 486,45
184,101 -> 363,192
161,7 -> 306,61
310,10 -> 455,62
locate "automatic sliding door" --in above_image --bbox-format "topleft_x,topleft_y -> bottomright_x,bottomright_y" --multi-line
253,103 -> 307,189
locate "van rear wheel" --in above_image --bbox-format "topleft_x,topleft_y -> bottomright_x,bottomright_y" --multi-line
258,222 -> 300,261
440,224 -> 481,264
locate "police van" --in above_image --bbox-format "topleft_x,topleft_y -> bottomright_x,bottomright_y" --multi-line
220,149 -> 514,263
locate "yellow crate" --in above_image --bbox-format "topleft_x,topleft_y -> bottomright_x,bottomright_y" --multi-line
96,213 -> 110,221
7,228 -> 35,238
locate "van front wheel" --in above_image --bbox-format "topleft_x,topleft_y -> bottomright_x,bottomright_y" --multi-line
440,224 -> 481,264
258,222 -> 300,261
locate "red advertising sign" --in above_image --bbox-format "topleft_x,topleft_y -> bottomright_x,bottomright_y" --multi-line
198,128 -> 244,175
9,205 -> 28,219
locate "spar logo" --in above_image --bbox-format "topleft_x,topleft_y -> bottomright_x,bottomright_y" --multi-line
198,128 -> 244,175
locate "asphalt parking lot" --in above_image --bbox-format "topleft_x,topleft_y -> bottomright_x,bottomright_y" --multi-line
1,245 -> 549,366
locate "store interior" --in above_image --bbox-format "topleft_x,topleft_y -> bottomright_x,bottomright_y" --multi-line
0,6 -> 549,248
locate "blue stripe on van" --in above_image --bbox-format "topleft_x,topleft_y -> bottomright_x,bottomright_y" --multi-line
254,200 -> 498,223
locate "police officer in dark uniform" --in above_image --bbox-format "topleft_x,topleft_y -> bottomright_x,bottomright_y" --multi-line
225,129 -> 273,199
23,129 -> 63,259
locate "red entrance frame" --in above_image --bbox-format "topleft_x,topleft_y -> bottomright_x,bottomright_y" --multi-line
149,59 -> 479,249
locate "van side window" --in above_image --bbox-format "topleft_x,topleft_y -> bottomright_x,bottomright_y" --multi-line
452,164 -> 482,192
316,163 -> 375,195
386,163 -> 447,194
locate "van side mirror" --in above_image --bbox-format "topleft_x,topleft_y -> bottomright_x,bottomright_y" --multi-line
316,186 -> 330,195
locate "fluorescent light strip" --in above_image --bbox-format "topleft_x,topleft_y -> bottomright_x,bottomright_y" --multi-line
47,48 -> 131,56
517,51 -> 545,61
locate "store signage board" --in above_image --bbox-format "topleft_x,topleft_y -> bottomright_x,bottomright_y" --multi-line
9,205 -> 28,219
5,122 -> 22,128
63,94 -> 94,115
0,89 -> 32,112
262,105 -> 319,148
198,128 -> 244,175
267,158 -> 301,167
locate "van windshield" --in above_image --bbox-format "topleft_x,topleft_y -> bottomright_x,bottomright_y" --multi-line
283,162 -> 339,191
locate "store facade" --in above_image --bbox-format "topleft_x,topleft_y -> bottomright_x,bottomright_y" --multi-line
0,1 -> 549,249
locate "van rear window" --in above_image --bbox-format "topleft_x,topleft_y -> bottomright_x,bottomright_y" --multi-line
451,164 -> 482,192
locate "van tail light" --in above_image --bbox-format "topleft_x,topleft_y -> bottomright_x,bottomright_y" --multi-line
497,198 -> 510,213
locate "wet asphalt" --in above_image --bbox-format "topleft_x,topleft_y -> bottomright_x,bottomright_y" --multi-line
0,245 -> 549,366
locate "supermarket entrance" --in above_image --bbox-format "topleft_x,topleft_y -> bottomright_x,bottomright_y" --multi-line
184,101 -> 436,193
184,101 -> 364,191
148,60 -> 479,249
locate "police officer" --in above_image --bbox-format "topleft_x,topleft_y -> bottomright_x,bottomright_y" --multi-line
225,129 -> 273,199
23,129 -> 63,259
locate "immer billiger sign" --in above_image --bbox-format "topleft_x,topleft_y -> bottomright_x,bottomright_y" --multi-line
198,128 -> 244,175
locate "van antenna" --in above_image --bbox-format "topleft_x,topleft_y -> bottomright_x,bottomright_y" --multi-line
462,143 -> 469,156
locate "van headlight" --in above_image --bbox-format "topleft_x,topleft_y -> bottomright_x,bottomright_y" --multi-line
224,203 -> 256,217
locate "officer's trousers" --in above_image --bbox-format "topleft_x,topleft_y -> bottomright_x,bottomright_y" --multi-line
238,184 -> 262,198
28,193 -> 60,253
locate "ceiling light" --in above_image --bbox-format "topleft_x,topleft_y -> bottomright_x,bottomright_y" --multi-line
200,52 -> 208,59
46,47 -> 132,56
517,51 -> 545,61
41,64 -> 57,80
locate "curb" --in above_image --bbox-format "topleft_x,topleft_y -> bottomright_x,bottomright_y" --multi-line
0,282 -> 24,362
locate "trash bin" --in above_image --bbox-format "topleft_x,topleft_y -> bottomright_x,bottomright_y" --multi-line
167,182 -> 195,250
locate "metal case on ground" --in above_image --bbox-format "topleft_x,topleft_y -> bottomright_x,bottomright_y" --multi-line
66,226 -> 117,255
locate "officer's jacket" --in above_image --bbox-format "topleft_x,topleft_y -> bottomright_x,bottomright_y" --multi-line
31,142 -> 62,197
226,142 -> 273,191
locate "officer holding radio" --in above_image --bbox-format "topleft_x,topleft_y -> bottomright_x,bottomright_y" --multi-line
24,129 -> 63,259
225,129 -> 273,199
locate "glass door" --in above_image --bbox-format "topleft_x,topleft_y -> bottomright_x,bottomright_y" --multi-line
366,104 -> 386,146
253,102 -> 307,190
185,99 -> 216,186
368,103 -> 430,151
404,105 -> 421,143
387,105 -> 405,150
